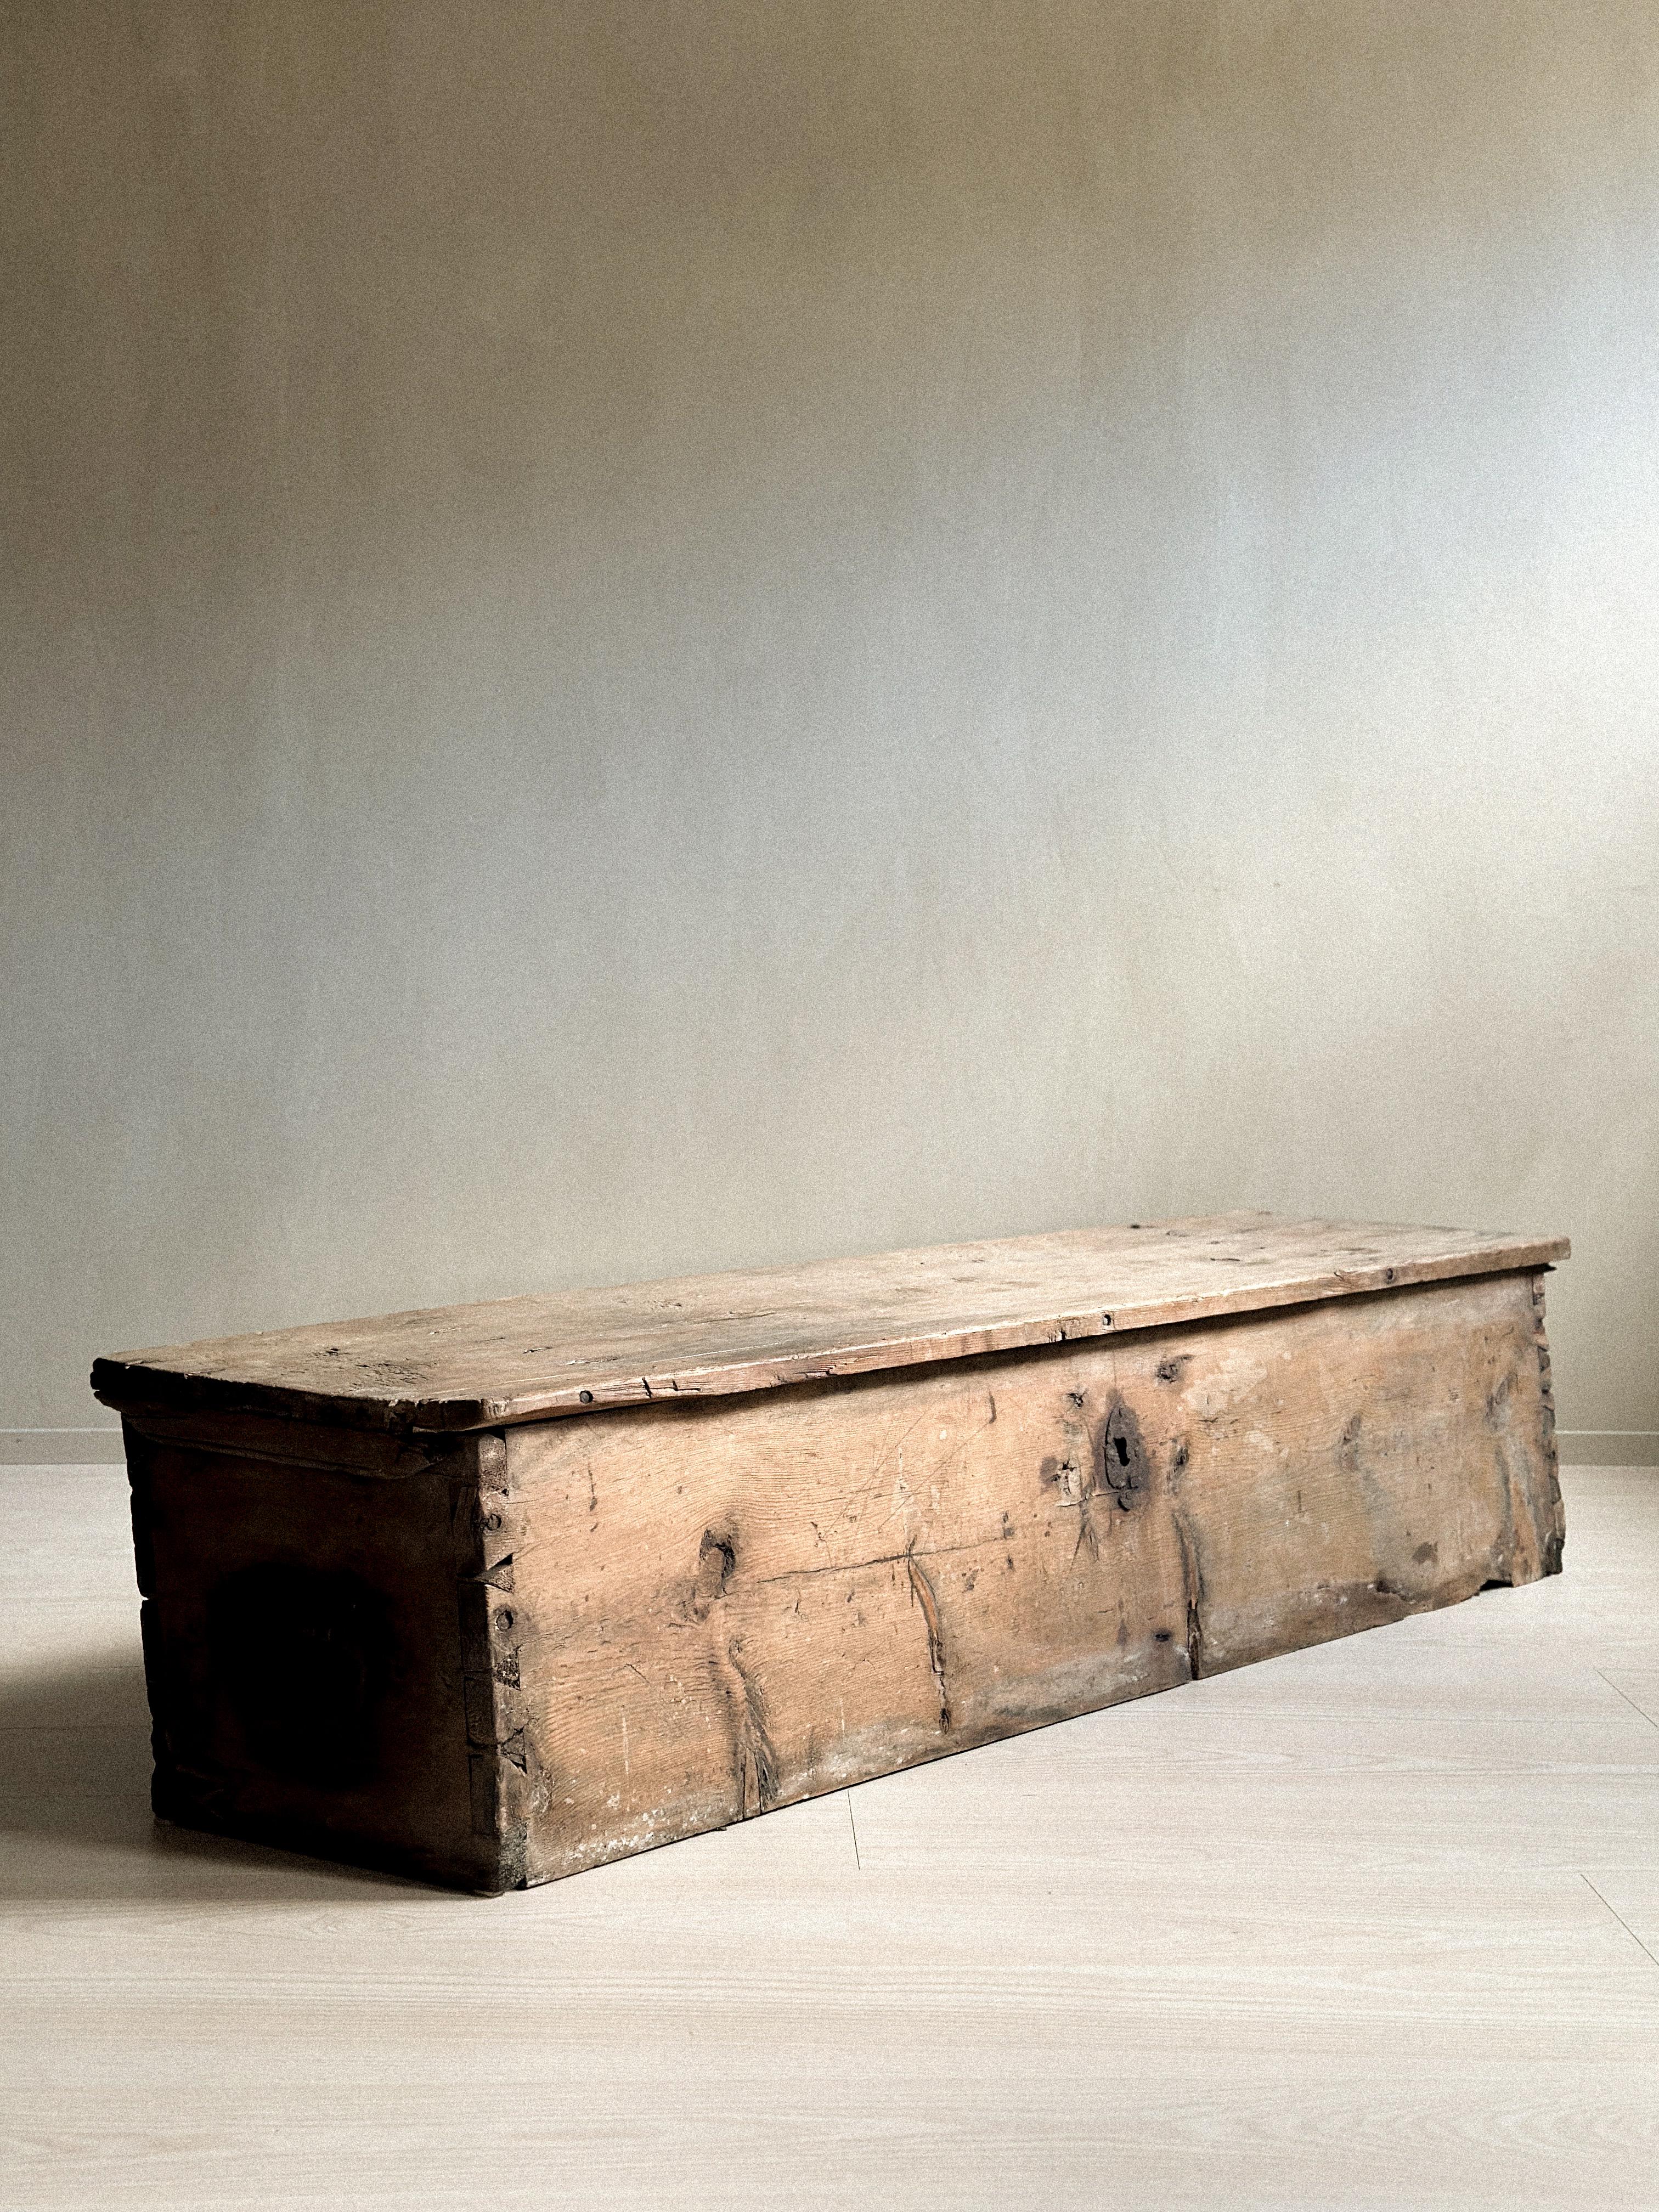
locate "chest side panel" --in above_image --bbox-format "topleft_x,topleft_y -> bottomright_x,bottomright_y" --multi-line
126,1429 -> 492,1888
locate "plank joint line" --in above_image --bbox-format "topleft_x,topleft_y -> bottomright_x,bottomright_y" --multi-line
1582,1876 -> 1659,1974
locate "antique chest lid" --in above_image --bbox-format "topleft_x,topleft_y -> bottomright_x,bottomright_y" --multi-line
91,1212 -> 1568,1437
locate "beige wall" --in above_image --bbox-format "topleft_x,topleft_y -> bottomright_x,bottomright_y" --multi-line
4,1 -> 1657,1449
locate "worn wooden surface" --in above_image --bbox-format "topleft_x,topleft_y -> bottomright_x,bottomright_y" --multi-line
125,1424 -> 493,1889
483,1270 -> 1561,1887
89,1213 -> 1569,1434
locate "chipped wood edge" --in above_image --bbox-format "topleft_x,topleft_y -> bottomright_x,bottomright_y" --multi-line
451,1432 -> 541,1892
1527,1272 -> 1567,1576
123,1421 -> 168,1821
89,1244 -> 1571,1438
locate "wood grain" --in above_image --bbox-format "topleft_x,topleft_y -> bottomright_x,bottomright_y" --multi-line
124,1423 -> 496,1889
498,1271 -> 1561,1885
89,1212 -> 1570,1434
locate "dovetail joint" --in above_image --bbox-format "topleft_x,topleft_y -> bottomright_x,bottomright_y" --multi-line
452,1432 -> 536,1885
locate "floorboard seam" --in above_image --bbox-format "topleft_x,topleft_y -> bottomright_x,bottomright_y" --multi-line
1595,1670 -> 1659,1734
1581,1875 -> 1659,1974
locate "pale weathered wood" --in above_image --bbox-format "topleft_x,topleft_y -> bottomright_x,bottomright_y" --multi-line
88,1212 -> 1569,1434
490,1271 -> 1562,1886
89,1216 -> 1567,1893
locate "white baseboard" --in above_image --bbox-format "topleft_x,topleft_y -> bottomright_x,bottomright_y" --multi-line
1,1429 -> 126,1466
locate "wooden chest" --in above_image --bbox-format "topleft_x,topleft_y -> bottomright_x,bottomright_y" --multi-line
92,1213 -> 1567,1893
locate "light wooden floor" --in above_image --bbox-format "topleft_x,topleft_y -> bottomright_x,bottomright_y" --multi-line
3,1466 -> 1657,2212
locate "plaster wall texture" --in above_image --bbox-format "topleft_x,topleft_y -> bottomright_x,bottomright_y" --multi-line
4,2 -> 1656,1438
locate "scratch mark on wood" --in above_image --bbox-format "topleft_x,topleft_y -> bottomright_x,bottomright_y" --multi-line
755,1536 -> 992,1585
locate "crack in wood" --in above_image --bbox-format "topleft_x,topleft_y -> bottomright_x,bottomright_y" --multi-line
1172,1505 -> 1206,1679
721,1638 -> 779,1816
905,1542 -> 951,1730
